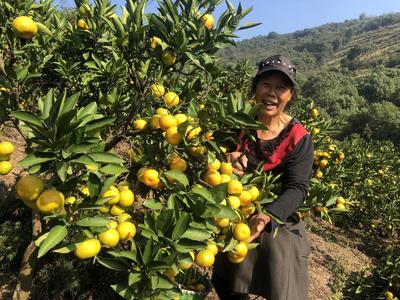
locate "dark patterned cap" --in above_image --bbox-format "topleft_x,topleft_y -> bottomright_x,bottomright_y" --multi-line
256,55 -> 297,85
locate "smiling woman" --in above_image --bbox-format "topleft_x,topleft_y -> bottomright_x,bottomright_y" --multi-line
212,55 -> 314,300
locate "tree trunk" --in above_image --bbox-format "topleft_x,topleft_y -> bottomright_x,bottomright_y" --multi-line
12,211 -> 41,300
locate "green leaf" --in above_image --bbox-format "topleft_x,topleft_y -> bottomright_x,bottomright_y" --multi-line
70,154 -> 97,166
210,182 -> 228,203
96,256 -> 129,271
38,225 -> 68,258
76,216 -> 109,227
42,89 -> 54,121
107,250 -> 137,261
238,22 -> 262,31
111,284 -> 135,299
88,152 -> 124,164
85,116 -> 116,132
171,214 -> 191,241
151,274 -> 174,290
128,273 -> 141,285
142,238 -> 153,265
52,243 -> 77,254
181,227 -> 211,241
12,111 -> 44,128
34,232 -> 49,247
19,152 -> 56,167
88,172 -> 101,197
143,198 -> 163,210
190,185 -> 212,201
56,162 -> 68,182
214,205 -> 237,219
99,164 -> 128,176
163,170 -> 189,187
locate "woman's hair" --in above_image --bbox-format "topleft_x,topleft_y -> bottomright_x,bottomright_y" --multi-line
248,70 -> 297,102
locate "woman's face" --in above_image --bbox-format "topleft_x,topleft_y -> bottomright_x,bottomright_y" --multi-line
254,72 -> 293,118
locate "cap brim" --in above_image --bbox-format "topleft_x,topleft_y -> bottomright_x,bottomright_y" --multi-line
256,67 -> 296,85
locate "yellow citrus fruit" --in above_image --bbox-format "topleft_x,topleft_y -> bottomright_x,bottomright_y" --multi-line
336,203 -> 346,209
159,115 -> 178,131
142,169 -> 160,187
117,213 -> 132,223
195,250 -> 215,268
81,186 -> 90,196
23,199 -> 37,210
170,156 -> 187,171
98,228 -> 119,247
161,50 -> 176,66
110,205 -> 125,216
311,128 -> 320,135
16,175 -> 45,202
219,162 -> 233,175
0,141 -> 14,156
174,113 -> 187,125
117,181 -> 130,191
117,221 -> 136,241
178,253 -> 194,270
233,223 -> 251,242
336,196 -> 345,205
239,191 -> 253,207
240,204 -> 256,218
98,205 -> 110,213
150,115 -> 161,129
314,170 -> 323,179
338,152 -> 345,160
185,125 -> 202,141
214,217 -> 229,228
102,186 -> 120,205
201,14 -> 214,30
205,242 -> 219,256
203,170 -> 221,187
65,196 -> 77,205
108,220 -> 118,229
74,239 -> 101,259
150,36 -> 162,49
247,186 -> 260,201
228,180 -> 243,195
205,131 -> 214,141
220,174 -> 231,183
137,167 -> 148,182
0,154 -> 11,161
319,159 -> 328,168
163,91 -> 179,107
234,242 -> 248,257
119,189 -> 134,207
79,4 -> 92,16
189,145 -> 206,158
228,252 -> 245,264
36,189 -> 65,214
0,161 -> 12,175
156,107 -> 169,115
208,159 -> 221,171
150,83 -> 165,98
386,291 -> 394,300
12,16 -> 38,39
77,19 -> 89,30
227,195 -> 241,209
133,119 -> 148,131
310,108 -> 319,119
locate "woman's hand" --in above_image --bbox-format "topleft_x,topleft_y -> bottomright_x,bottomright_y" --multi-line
226,152 -> 248,176
247,213 -> 271,243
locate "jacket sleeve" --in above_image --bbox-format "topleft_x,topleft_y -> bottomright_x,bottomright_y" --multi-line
263,134 -> 314,232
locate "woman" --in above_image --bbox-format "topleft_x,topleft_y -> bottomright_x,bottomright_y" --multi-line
212,55 -> 314,300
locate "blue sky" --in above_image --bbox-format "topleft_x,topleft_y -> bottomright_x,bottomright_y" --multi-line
58,0 -> 400,40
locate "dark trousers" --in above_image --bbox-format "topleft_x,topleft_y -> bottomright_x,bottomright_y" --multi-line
212,220 -> 310,300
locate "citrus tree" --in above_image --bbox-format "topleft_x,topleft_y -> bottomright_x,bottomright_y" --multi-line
0,0 -> 272,298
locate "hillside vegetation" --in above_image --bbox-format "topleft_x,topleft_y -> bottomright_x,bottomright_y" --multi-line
219,13 -> 400,146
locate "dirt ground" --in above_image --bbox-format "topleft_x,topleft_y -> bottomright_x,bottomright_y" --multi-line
0,124 -> 373,300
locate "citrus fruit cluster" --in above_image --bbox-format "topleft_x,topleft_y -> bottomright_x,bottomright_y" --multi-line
0,140 -> 14,175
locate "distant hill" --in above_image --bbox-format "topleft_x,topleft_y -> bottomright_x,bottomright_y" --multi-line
218,13 -> 400,76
